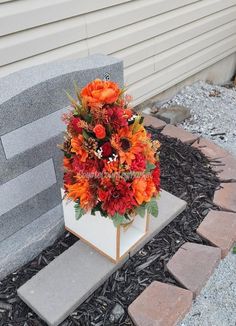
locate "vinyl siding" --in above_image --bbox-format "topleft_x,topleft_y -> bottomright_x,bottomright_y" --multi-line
0,0 -> 236,104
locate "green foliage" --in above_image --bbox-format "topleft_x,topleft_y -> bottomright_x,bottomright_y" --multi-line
233,246 -> 236,254
132,116 -> 141,133
146,197 -> 158,218
91,203 -> 108,218
65,90 -> 77,105
84,114 -> 92,123
65,90 -> 82,115
64,152 -> 71,158
145,162 -> 156,173
112,213 -> 126,227
139,116 -> 144,124
82,129 -> 89,140
74,203 -> 85,220
136,204 -> 146,218
73,81 -> 82,101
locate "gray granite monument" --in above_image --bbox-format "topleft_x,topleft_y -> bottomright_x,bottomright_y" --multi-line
0,54 -> 123,280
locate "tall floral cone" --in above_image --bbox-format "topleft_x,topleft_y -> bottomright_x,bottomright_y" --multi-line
61,79 -> 160,226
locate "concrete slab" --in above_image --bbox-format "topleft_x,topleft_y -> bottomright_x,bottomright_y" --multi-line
17,190 -> 186,326
130,190 -> 186,256
18,241 -> 127,326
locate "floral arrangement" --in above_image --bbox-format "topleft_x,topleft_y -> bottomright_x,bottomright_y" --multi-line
61,79 -> 160,226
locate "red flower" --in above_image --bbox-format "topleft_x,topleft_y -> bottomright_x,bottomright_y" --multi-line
101,142 -> 113,158
71,117 -> 82,133
107,106 -> 128,129
93,124 -> 106,139
152,163 -> 160,192
98,178 -> 137,216
72,156 -> 99,174
63,172 -> 74,189
131,153 -> 146,171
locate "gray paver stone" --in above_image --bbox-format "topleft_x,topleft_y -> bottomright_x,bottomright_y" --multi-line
156,105 -> 191,124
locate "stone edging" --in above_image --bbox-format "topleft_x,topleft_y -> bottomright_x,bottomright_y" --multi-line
128,116 -> 236,326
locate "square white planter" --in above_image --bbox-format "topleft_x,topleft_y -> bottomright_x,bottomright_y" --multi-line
61,189 -> 148,263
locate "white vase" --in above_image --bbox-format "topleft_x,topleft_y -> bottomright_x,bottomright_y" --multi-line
61,189 -> 148,263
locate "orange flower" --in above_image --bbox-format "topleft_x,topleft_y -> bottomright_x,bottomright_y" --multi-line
123,108 -> 133,119
80,79 -> 120,108
93,124 -> 106,139
132,175 -> 156,205
111,126 -> 146,166
103,160 -> 119,174
66,176 -> 95,210
71,135 -> 88,162
63,157 -> 73,170
143,142 -> 156,164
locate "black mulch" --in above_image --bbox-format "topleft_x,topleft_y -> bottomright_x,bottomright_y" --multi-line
0,128 -> 220,326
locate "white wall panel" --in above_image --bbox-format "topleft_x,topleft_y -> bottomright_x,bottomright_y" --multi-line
87,1 -> 236,55
133,46 -> 236,105
0,41 -> 89,78
85,0 -> 200,37
0,16 -> 87,66
125,20 -> 236,84
114,6 -> 236,68
0,0 -> 236,102
130,35 -> 236,102
0,0 -> 132,36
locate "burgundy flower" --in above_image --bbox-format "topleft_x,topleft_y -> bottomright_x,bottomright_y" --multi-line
71,117 -> 82,133
98,179 -> 136,216
72,155 -> 99,174
107,106 -> 128,129
152,163 -> 160,192
63,172 -> 75,189
101,142 -> 113,158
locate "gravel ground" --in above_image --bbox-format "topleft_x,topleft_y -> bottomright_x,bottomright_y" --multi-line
163,81 -> 236,156
162,81 -> 236,326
